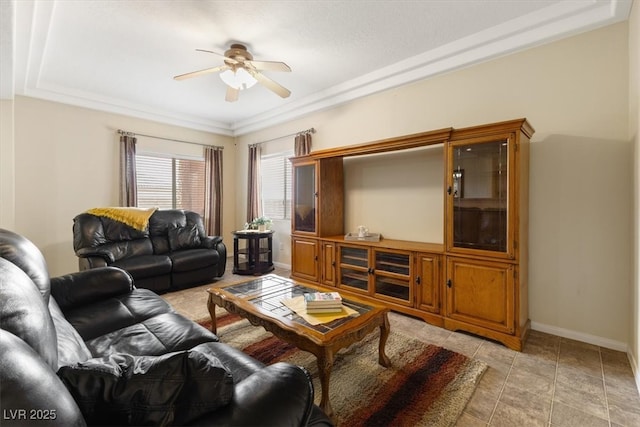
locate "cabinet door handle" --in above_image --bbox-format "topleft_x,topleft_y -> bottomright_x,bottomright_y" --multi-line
416,276 -> 421,285
447,279 -> 452,288
447,186 -> 452,195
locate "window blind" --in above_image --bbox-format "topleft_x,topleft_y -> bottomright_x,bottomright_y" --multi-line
136,154 -> 205,217
261,151 -> 293,220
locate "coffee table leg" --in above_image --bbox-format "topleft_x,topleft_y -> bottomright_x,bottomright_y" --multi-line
316,348 -> 335,419
207,294 -> 218,334
378,313 -> 391,367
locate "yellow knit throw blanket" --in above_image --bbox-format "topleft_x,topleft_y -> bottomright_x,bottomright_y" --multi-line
86,207 -> 157,231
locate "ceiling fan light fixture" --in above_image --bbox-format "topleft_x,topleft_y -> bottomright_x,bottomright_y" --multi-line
220,67 -> 257,90
175,44 -> 290,100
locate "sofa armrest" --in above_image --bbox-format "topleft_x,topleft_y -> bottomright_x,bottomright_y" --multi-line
75,246 -> 116,263
190,363 -> 317,427
215,240 -> 227,260
201,235 -> 223,249
51,267 -> 134,311
0,330 -> 86,427
57,350 -> 234,427
201,237 -> 226,276
78,255 -> 108,270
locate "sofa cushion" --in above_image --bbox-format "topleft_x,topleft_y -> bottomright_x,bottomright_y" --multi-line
0,258 -> 58,370
85,312 -> 219,356
170,248 -> 220,272
62,288 -> 175,341
112,254 -> 172,279
57,350 -> 234,426
73,213 -> 151,256
49,298 -> 92,368
149,210 -> 188,254
102,216 -> 150,240
168,224 -> 202,251
149,209 -> 188,232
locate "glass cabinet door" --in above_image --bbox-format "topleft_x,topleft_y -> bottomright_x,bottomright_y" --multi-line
450,138 -> 510,254
338,246 -> 369,292
293,163 -> 316,233
373,250 -> 411,304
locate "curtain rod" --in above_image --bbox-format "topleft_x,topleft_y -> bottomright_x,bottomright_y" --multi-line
253,127 -> 315,146
117,129 -> 224,150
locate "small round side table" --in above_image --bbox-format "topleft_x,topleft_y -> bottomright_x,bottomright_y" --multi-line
232,230 -> 275,275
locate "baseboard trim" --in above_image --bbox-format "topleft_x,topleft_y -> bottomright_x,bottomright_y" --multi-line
628,350 -> 640,395
530,321 -> 627,352
273,261 -> 291,270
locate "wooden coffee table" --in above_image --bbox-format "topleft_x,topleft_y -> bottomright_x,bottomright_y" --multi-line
206,274 -> 391,418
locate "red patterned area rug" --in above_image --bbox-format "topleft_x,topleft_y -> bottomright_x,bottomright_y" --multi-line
198,314 -> 486,427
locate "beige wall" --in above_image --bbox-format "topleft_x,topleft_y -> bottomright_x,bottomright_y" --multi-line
629,0 -> 640,391
10,97 -> 235,276
0,99 -> 15,228
237,22 -> 632,350
342,145 -> 444,243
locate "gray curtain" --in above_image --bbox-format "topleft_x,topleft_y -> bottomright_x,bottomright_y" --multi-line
294,131 -> 312,156
119,134 -> 137,207
204,146 -> 223,236
247,144 -> 262,222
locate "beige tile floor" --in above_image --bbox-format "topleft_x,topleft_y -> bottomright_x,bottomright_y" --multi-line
163,264 -> 640,427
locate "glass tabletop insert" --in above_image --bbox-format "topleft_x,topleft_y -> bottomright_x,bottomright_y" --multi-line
224,275 -> 373,333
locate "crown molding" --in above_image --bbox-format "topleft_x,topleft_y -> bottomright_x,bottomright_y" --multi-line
231,0 -> 632,135
8,0 -> 633,137
25,82 -> 235,135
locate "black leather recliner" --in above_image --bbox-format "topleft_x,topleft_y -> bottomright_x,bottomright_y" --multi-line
73,209 -> 227,293
0,228 -> 332,427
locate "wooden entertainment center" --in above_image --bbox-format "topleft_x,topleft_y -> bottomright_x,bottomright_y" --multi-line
289,118 -> 534,351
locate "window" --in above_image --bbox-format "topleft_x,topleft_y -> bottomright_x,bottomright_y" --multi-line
136,154 -> 205,217
261,151 -> 293,220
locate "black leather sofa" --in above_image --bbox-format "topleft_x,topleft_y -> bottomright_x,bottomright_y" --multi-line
73,209 -> 227,293
0,228 -> 332,427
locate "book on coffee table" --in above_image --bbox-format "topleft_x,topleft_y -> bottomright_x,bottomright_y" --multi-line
306,306 -> 344,314
304,292 -> 343,312
304,292 -> 342,303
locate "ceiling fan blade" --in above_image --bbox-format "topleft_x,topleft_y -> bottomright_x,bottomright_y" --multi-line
246,60 -> 291,72
196,48 -> 239,64
225,86 -> 239,102
173,65 -> 229,81
247,69 -> 291,98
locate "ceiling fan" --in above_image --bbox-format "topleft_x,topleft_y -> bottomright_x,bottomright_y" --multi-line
174,43 -> 291,102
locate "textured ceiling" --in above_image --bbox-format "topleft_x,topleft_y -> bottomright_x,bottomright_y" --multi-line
1,0 -> 633,135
